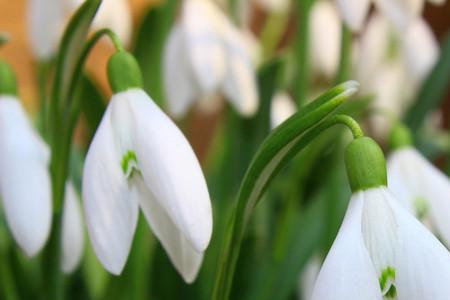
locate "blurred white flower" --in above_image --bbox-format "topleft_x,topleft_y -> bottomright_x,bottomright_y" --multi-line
336,0 -> 446,31
252,0 -> 291,12
61,181 -> 84,274
27,0 -> 132,60
94,0 -> 133,46
309,0 -> 342,80
298,256 -> 321,300
0,96 -> 51,257
27,0 -> 81,59
163,0 -> 258,118
312,187 -> 450,300
387,147 -> 450,246
270,91 -> 296,128
354,13 -> 438,137
83,88 -> 212,283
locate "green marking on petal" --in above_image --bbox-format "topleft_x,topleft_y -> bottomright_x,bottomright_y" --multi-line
121,150 -> 140,179
379,266 -> 397,299
414,197 -> 429,221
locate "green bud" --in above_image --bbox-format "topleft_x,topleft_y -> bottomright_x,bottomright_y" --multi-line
388,123 -> 413,151
0,61 -> 17,96
345,137 -> 387,192
107,51 -> 143,93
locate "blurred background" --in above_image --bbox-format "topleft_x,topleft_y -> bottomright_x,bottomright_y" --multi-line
1,0 -> 449,159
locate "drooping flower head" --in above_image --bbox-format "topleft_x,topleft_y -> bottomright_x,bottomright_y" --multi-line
0,61 -> 51,257
83,51 -> 213,283
163,0 -> 258,118
387,123 -> 450,247
312,136 -> 450,299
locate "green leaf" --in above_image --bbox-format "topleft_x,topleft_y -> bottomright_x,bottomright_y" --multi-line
404,32 -> 450,131
50,0 -> 101,117
133,0 -> 178,106
212,81 -> 359,300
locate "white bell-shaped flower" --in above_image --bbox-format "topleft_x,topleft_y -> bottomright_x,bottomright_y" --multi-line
312,187 -> 450,299
312,137 -> 450,299
83,88 -> 212,283
270,91 -> 296,129
298,255 -> 321,300
163,0 -> 258,118
336,0 -> 446,31
309,0 -> 342,80
61,181 -> 84,273
0,96 -> 51,257
354,13 -> 438,138
27,0 -> 81,59
387,147 -> 450,246
27,0 -> 132,60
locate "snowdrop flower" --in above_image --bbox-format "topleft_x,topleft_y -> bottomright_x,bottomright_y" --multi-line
312,136 -> 450,300
163,0 -> 258,119
93,0 -> 132,47
270,91 -> 296,129
83,52 -> 212,283
354,13 -> 438,137
336,0 -> 446,31
27,0 -> 132,60
61,181 -> 84,273
0,62 -> 51,256
387,124 -> 450,247
309,0 -> 342,80
27,0 -> 81,59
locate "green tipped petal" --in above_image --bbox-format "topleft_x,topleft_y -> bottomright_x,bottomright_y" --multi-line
345,137 -> 387,192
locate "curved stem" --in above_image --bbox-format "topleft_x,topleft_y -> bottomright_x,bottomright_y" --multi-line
212,112 -> 363,300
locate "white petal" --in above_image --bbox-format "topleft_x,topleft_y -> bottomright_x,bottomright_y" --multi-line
309,0 -> 342,79
388,148 -> 450,246
83,103 -> 139,275
61,181 -> 84,274
270,91 -> 296,129
0,97 -> 51,257
374,0 -> 424,31
182,0 -> 227,93
27,0 -> 80,59
311,194 -> 382,300
336,0 -> 371,32
120,89 -> 213,253
356,14 -> 391,88
401,18 -> 438,84
134,176 -> 203,283
222,24 -> 259,117
163,25 -> 197,118
299,256 -> 321,300
361,188 -> 398,295
367,62 -> 408,139
384,189 -> 450,300
93,0 -> 132,46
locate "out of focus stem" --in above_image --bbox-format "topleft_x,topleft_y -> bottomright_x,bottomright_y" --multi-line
293,0 -> 313,107
334,24 -> 352,84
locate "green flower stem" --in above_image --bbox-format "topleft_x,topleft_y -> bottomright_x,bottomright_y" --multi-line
211,82 -> 359,300
334,24 -> 352,84
293,0 -> 313,107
